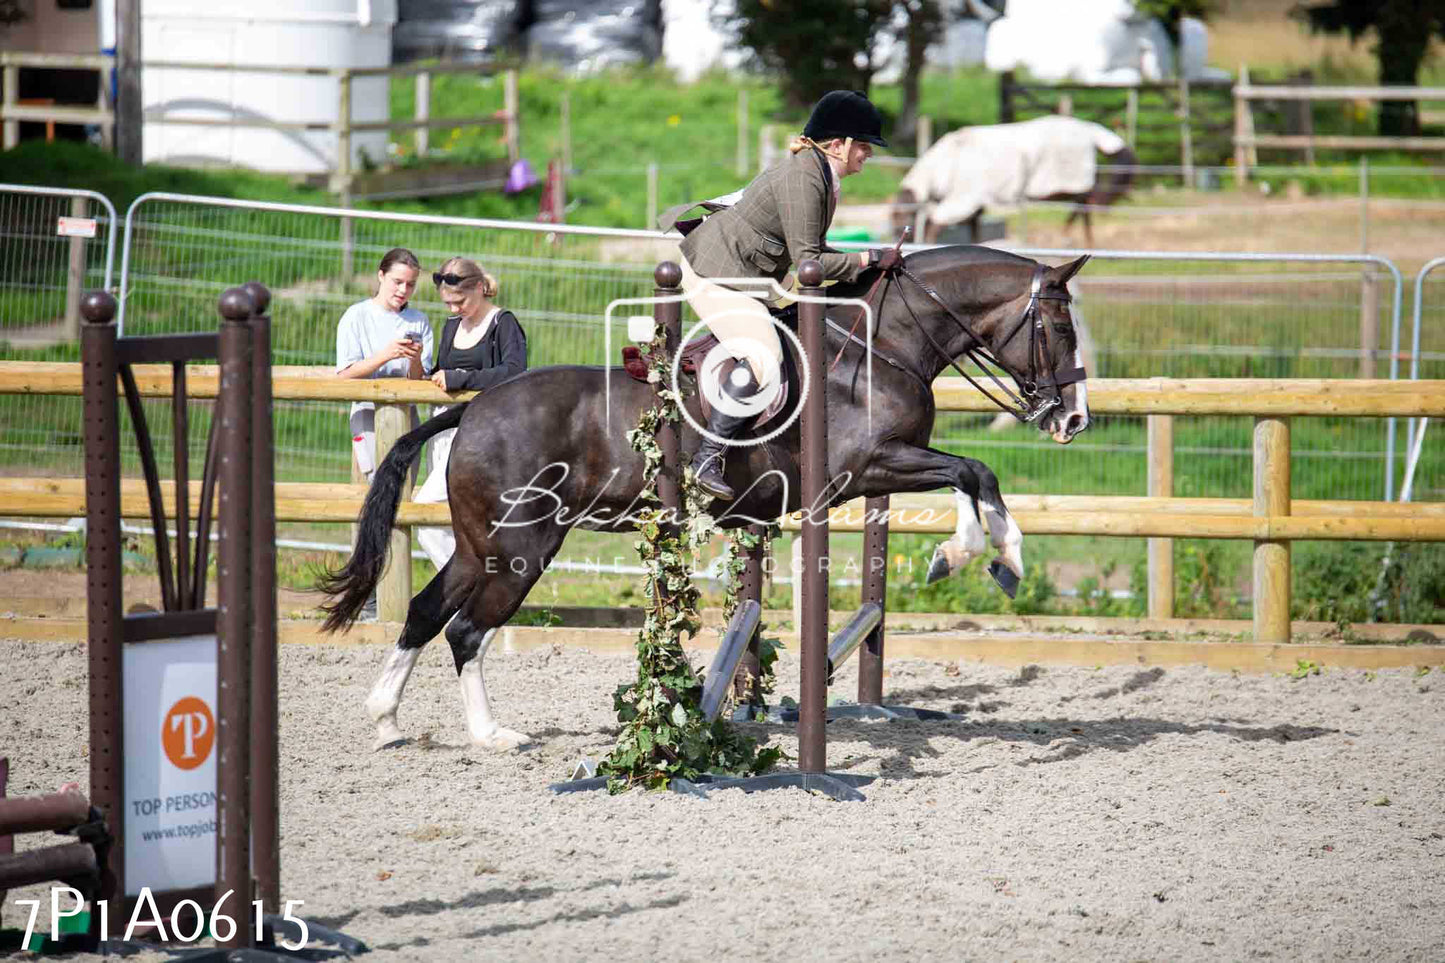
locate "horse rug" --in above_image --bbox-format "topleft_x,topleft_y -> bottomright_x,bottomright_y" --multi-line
900,115 -> 1127,227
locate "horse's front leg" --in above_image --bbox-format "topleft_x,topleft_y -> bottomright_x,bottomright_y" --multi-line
859,441 -> 1024,597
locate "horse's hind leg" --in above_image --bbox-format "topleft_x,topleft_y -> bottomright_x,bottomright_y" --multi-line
365,557 -> 468,750
447,565 -> 548,751
862,441 -> 1024,592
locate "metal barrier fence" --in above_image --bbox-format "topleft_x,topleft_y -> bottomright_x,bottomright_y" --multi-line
0,184 -> 118,332
1410,256 -> 1445,503
0,184 -> 119,473
0,190 -> 1427,512
1003,246 -> 1409,502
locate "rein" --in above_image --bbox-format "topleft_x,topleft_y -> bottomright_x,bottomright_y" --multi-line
894,262 -> 1086,424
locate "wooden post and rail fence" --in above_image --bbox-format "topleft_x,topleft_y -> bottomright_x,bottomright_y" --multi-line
1233,72 -> 1445,185
0,363 -> 1440,643
0,53 -> 519,195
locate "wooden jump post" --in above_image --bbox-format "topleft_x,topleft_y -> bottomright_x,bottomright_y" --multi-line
81,286 -> 277,945
71,285 -> 367,956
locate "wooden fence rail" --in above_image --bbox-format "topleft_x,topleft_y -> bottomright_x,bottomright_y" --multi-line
1233,74 -> 1445,184
4,365 -> 1442,415
0,363 -> 1438,641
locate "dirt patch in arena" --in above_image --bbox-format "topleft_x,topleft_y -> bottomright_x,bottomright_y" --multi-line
2,638 -> 1441,961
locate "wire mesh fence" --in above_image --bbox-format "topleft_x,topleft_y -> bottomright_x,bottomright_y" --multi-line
0,185 -> 119,488
0,190 -> 1435,512
108,193 -> 683,484
915,246 -> 1417,503
0,184 -> 117,336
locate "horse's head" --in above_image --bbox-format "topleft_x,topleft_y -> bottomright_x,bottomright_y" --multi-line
980,254 -> 1091,444
896,249 -> 1091,444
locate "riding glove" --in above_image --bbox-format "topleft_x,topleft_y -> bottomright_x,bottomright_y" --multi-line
869,248 -> 905,272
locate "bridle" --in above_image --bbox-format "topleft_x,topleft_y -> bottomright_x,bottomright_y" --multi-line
892,262 -> 1087,424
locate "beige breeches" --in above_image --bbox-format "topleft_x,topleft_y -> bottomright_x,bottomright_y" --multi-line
678,255 -> 783,385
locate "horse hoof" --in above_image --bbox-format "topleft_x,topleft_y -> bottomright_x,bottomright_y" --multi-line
988,558 -> 1020,599
373,734 -> 411,751
926,550 -> 951,585
473,727 -> 530,752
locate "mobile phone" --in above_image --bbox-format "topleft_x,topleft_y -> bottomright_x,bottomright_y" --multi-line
402,332 -> 420,343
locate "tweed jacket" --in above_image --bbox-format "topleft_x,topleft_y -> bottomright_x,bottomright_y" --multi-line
676,146 -> 864,288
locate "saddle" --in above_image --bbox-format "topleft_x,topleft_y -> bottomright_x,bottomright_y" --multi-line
621,304 -> 801,430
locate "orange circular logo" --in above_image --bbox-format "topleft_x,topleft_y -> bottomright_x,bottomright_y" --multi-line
162,697 -> 215,770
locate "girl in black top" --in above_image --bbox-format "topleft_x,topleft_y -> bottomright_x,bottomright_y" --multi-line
414,257 -> 529,570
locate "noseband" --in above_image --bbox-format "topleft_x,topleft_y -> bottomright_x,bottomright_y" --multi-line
896,262 -> 1087,424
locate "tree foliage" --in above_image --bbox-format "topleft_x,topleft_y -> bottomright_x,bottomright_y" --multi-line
717,0 -> 891,109
1294,0 -> 1445,134
1132,0 -> 1216,47
0,0 -> 26,29
716,0 -> 948,132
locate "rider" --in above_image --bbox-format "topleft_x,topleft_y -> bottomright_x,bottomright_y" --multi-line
668,90 -> 905,500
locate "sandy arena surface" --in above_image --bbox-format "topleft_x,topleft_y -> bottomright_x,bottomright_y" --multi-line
3,638 -> 1444,961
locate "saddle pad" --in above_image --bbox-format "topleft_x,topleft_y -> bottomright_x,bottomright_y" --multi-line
622,334 -> 791,430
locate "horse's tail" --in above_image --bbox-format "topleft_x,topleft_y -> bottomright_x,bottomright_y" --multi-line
318,403 -> 468,632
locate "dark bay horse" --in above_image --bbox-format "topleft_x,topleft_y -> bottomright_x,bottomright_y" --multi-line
320,246 -> 1092,750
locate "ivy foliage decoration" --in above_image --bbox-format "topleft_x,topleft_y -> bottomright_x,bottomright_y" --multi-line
718,524 -> 784,711
597,331 -> 783,793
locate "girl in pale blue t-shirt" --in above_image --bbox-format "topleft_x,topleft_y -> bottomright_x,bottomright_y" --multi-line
336,247 -> 434,478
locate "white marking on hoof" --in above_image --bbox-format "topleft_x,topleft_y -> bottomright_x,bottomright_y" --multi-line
955,490 -> 987,557
929,490 -> 989,583
366,645 -> 421,751
983,502 -> 1025,581
458,630 -> 529,750
471,726 -> 531,752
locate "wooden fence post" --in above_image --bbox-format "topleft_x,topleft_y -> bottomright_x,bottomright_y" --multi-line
1,62 -> 17,150
1253,416 -> 1291,643
736,87 -> 748,177
561,89 -> 571,176
504,69 -> 520,164
1233,65 -> 1251,188
1147,413 -> 1174,619
999,71 -> 1016,123
646,162 -> 658,232
414,69 -> 430,156
1126,87 -> 1139,148
375,403 -> 413,623
336,68 -> 355,277
63,195 -> 87,341
916,113 -> 932,159
1360,270 -> 1379,379
1178,76 -> 1194,188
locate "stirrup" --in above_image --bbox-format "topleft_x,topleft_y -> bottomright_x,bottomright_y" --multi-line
691,449 -> 734,501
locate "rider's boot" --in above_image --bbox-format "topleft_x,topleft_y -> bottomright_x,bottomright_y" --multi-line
691,364 -> 762,501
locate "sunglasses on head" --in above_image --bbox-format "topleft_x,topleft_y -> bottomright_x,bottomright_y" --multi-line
433,272 -> 479,287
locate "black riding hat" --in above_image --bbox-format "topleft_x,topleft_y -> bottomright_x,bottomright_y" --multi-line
803,90 -> 888,148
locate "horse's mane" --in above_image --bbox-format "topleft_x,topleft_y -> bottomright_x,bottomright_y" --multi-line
828,244 -> 1034,300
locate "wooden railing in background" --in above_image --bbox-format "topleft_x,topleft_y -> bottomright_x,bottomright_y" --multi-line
1233,71 -> 1445,184
0,52 -> 114,151
0,53 -> 518,198
0,364 -> 1440,641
